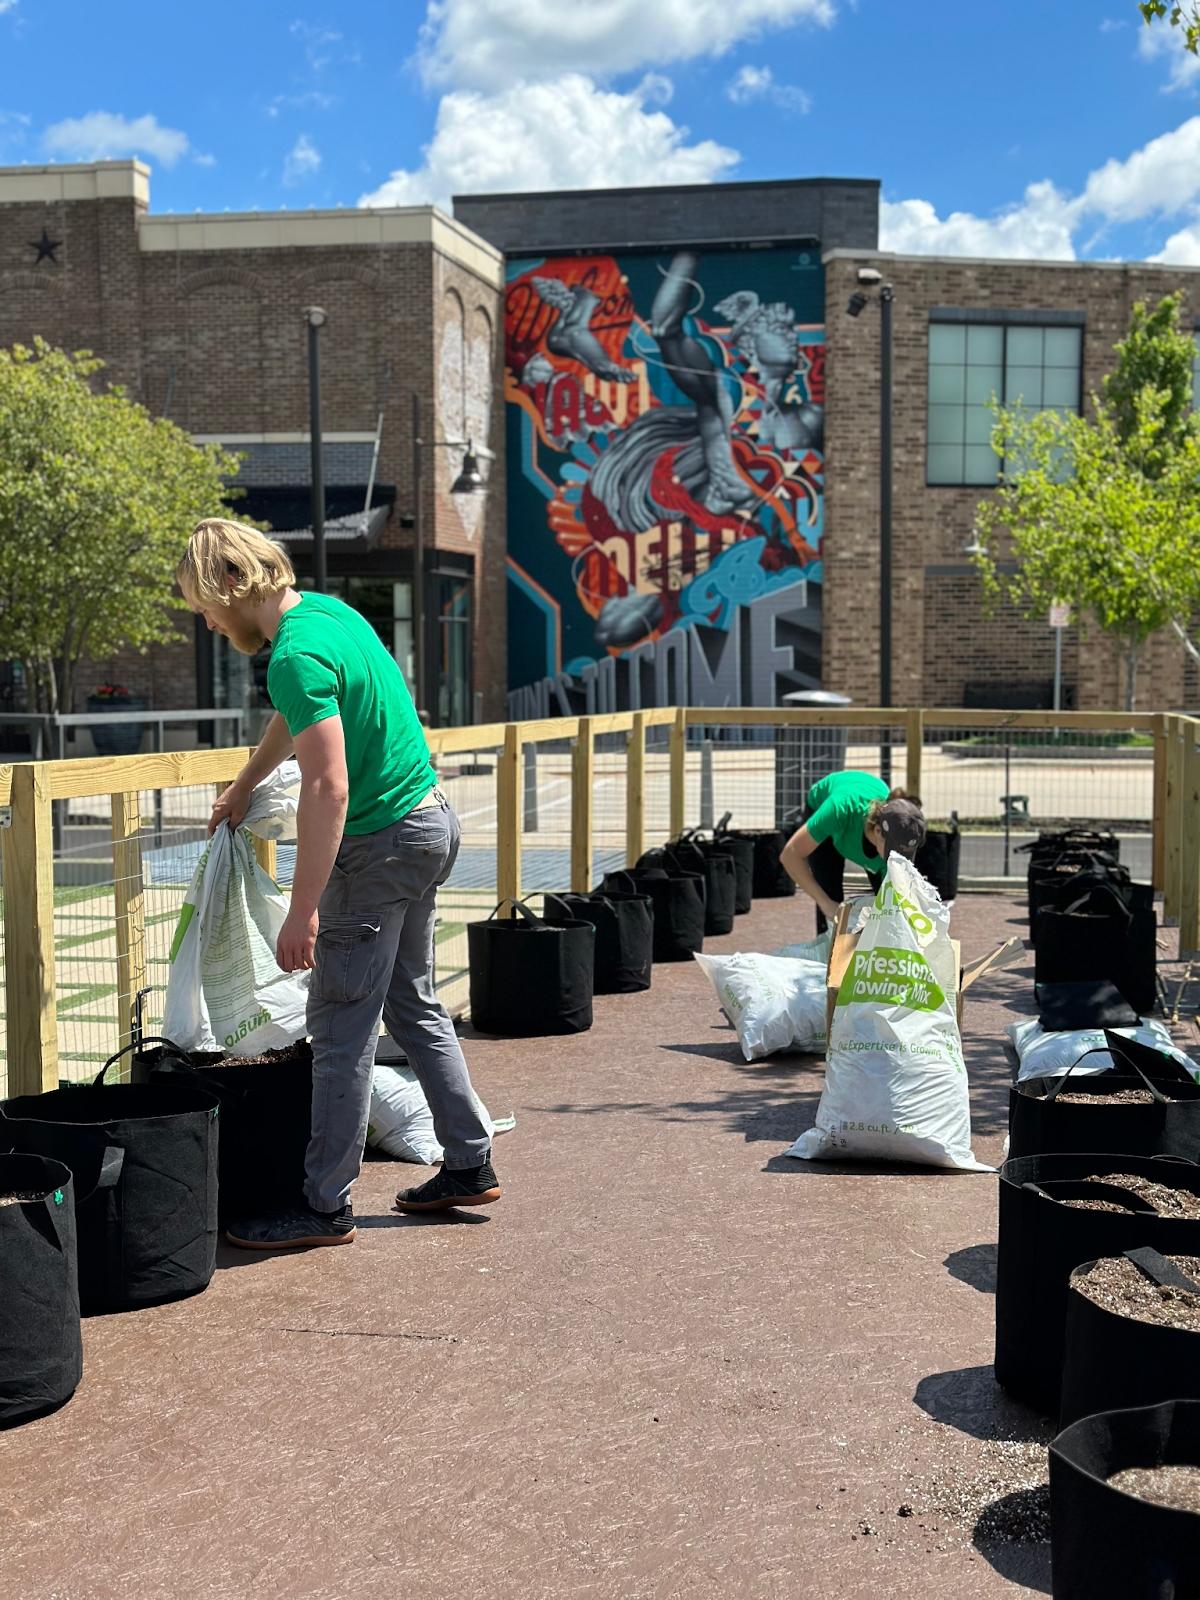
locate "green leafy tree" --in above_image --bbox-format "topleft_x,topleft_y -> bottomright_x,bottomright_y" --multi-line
1101,291 -> 1197,474
0,339 -> 242,714
971,388 -> 1200,711
1139,2 -> 1200,55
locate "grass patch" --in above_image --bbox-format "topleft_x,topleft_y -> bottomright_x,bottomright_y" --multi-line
951,730 -> 1153,750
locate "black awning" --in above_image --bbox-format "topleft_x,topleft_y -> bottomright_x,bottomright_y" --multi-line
232,484 -> 396,551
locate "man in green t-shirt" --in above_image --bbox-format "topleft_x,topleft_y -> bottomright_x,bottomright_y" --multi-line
176,519 -> 499,1249
780,769 -> 926,932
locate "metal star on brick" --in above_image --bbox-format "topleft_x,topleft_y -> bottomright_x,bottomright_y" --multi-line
29,228 -> 62,264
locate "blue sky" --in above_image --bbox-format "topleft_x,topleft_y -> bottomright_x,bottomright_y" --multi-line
2,0 -> 1200,262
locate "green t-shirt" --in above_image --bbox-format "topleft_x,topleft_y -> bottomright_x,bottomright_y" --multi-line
267,592 -> 436,836
805,770 -> 889,872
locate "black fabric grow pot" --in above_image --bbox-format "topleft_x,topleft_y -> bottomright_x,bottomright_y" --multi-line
468,899 -> 594,1036
638,844 -> 735,936
0,1080 -> 219,1315
0,1154 -> 82,1425
1035,980 -> 1139,1031
1033,883 -> 1158,1017
995,1151 -> 1200,1415
714,817 -> 795,899
112,1036 -> 314,1225
1050,1398 -> 1200,1599
605,867 -> 705,962
544,882 -> 653,995
1028,858 -> 1130,926
1008,1041 -> 1200,1163
914,818 -> 961,902
690,824 -> 753,914
1060,1249 -> 1200,1429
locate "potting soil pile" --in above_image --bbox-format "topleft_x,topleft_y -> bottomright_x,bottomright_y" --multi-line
162,762 -> 310,1055
787,853 -> 990,1170
1076,1255 -> 1200,1331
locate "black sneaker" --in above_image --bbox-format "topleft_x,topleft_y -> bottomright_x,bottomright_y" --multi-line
394,1160 -> 501,1213
225,1202 -> 356,1250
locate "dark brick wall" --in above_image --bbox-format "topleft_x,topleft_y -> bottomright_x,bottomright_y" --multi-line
453,178 -> 879,254
824,251 -> 1200,711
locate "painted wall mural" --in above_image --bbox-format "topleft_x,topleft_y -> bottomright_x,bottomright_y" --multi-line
504,244 -> 825,715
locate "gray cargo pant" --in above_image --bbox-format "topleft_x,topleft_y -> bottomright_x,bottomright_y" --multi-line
303,790 -> 491,1213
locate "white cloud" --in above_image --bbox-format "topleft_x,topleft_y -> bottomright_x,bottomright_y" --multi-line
43,111 -> 190,168
1099,16 -> 1127,31
1082,116 -> 1200,221
1137,17 -> 1200,90
266,89 -> 338,119
290,20 -> 359,72
0,2 -> 17,14
193,151 -> 217,168
359,72 -> 738,210
880,181 -> 1081,260
283,133 -> 321,186
725,63 -> 811,113
418,0 -> 835,89
1149,220 -> 1200,263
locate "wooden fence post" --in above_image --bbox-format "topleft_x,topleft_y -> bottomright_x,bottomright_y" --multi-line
1180,722 -> 1200,955
626,712 -> 646,868
905,708 -> 924,801
1152,713 -> 1168,894
571,717 -> 595,892
496,723 -> 522,912
111,790 -> 148,1067
2,763 -> 59,1093
669,707 -> 687,840
251,835 -> 279,881
1165,717 -> 1185,925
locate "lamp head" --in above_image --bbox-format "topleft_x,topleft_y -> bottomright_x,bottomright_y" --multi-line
856,266 -> 884,286
303,306 -> 327,328
846,291 -> 869,318
450,442 -> 485,495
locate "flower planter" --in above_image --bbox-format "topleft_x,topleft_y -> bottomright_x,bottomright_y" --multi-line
86,695 -> 148,756
1050,1399 -> 1200,1598
0,1154 -> 82,1425
995,1151 -> 1200,1415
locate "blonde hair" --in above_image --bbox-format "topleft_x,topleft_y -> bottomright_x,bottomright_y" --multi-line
177,518 -> 295,610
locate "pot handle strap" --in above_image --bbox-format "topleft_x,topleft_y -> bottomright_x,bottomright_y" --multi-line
1123,1245 -> 1200,1296
1044,1046 -> 1168,1105
714,811 -> 733,837
1062,881 -> 1134,925
1021,1178 -> 1156,1212
95,1036 -> 195,1086
603,870 -> 638,894
488,897 -> 541,925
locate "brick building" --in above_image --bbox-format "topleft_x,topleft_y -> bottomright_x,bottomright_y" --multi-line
1,160 -> 1198,725
0,160 -> 507,733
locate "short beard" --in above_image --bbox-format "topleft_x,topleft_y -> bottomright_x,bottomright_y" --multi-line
227,622 -> 267,656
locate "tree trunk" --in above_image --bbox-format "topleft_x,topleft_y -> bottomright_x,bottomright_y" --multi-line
1124,640 -> 1140,713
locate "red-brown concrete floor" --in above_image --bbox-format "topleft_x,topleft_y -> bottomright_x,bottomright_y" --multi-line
3,893 -> 1188,1600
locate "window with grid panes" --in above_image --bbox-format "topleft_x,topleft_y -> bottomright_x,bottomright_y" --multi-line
927,321 -> 1083,486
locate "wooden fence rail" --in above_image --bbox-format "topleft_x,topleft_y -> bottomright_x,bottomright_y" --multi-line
0,708 -> 1192,1098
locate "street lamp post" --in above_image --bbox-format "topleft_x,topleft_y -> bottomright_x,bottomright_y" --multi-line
304,306 -> 328,594
410,390 -> 487,722
847,270 -> 895,780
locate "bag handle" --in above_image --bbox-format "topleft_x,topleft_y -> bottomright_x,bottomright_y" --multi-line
1021,1178 -> 1157,1212
77,1143 -> 125,1205
1062,881 -> 1134,925
95,1035 -> 193,1087
714,811 -> 733,838
487,897 -> 542,925
1103,1029 -> 1198,1087
1042,1045 -> 1169,1104
1123,1245 -> 1200,1296
603,870 -> 638,894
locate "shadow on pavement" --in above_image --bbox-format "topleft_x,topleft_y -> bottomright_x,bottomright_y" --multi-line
944,1242 -> 997,1294
914,1364 -> 1051,1444
973,1498 -> 1052,1595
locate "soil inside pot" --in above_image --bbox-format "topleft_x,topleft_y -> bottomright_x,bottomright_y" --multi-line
0,1191 -> 46,1206
1107,1463 -> 1200,1514
1054,1088 -> 1157,1105
198,1043 -> 310,1069
1072,1172 -> 1200,1219
1061,1198 -> 1145,1213
1074,1253 -> 1200,1331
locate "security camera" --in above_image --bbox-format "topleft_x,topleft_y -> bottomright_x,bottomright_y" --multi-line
856,267 -> 884,286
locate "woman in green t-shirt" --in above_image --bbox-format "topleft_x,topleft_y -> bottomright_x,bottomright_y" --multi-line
781,770 -> 926,931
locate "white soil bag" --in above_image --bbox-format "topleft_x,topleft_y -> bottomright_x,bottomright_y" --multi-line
694,951 -> 827,1061
162,762 -> 310,1054
788,854 -> 990,1171
366,1063 -> 498,1165
1008,1017 -> 1200,1083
